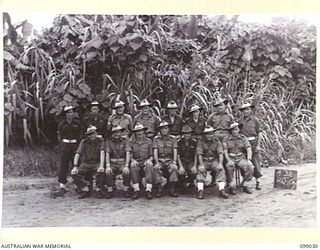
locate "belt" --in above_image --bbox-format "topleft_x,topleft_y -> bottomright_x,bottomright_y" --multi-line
158,158 -> 171,162
96,135 -> 103,138
247,136 -> 256,141
229,152 -> 243,157
62,139 -> 77,143
180,157 -> 193,161
214,129 -> 229,132
203,156 -> 215,161
110,158 -> 125,163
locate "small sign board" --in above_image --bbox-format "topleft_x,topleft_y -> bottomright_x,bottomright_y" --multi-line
274,169 -> 297,190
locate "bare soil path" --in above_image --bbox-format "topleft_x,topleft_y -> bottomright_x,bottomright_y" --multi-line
1,163 -> 316,227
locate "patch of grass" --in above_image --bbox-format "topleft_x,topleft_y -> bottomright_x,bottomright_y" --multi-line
3,147 -> 60,177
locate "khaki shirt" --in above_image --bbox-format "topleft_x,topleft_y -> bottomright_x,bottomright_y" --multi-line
186,116 -> 206,135
83,113 -> 107,136
57,118 -> 81,140
153,135 -> 178,158
196,138 -> 223,159
107,113 -> 133,131
239,115 -> 261,137
222,134 -> 251,155
130,136 -> 153,161
178,138 -> 197,160
133,112 -> 160,132
105,138 -> 131,159
76,137 -> 105,164
162,114 -> 184,135
207,111 -> 234,131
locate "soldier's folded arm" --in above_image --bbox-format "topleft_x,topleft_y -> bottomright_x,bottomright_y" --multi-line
145,157 -> 153,165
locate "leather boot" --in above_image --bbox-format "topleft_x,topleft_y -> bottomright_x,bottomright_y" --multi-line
78,191 -> 90,199
197,190 -> 204,199
96,190 -> 104,199
132,191 -> 140,200
155,184 -> 162,198
256,182 -> 261,190
169,183 -> 178,198
229,187 -> 236,195
146,191 -> 153,200
105,191 -> 113,199
243,186 -> 252,194
219,189 -> 229,199
51,188 -> 67,197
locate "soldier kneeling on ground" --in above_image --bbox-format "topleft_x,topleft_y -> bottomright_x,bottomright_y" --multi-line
71,125 -> 106,199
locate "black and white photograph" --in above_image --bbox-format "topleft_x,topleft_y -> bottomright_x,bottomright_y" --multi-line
2,12 -> 316,228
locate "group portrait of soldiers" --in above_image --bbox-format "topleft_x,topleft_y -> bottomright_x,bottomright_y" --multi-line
51,97 -> 263,200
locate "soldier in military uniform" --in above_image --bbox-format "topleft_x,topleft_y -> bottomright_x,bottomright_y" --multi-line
196,126 -> 229,199
239,103 -> 263,190
107,100 -> 133,138
207,98 -> 234,141
177,125 -> 197,190
130,124 -> 154,200
52,106 -> 81,197
105,125 -> 131,198
186,104 -> 206,140
222,122 -> 254,194
82,101 -> 107,139
153,121 -> 180,198
133,99 -> 160,134
146,128 -> 156,140
71,126 -> 105,199
162,101 -> 183,137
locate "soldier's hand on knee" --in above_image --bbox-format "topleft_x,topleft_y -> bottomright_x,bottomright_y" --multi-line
144,159 -> 153,166
106,166 -> 113,174
227,160 -> 235,168
154,163 -> 161,171
71,167 -> 78,175
123,166 -> 130,175
169,162 -> 178,171
131,159 -> 138,167
97,167 -> 105,173
198,165 -> 206,172
178,167 -> 185,175
218,163 -> 224,170
248,160 -> 254,169
190,166 -> 197,174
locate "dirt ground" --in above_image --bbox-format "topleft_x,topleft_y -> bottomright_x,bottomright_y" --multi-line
1,163 -> 317,227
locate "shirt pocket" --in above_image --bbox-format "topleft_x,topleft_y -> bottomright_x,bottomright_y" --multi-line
165,140 -> 173,148
246,122 -> 257,135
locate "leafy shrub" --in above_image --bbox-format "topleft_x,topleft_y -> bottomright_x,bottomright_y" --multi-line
3,13 -> 316,164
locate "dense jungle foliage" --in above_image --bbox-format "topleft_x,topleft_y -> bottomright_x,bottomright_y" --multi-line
3,14 -> 316,170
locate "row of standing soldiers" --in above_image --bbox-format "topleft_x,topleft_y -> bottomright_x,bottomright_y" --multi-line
52,98 -> 263,200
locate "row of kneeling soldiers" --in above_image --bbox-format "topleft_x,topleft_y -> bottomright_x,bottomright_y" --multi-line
51,99 -> 262,200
